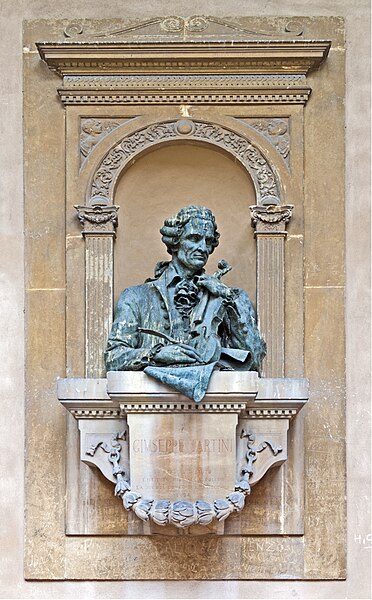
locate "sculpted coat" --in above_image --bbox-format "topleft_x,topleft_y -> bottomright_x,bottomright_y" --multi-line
105,262 -> 265,373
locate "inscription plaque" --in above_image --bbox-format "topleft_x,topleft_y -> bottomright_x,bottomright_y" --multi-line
128,413 -> 237,500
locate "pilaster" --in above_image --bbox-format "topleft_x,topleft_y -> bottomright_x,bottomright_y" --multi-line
250,204 -> 294,377
75,203 -> 119,377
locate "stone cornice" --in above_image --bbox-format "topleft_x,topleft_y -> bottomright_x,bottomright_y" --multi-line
37,40 -> 331,77
57,373 -> 309,419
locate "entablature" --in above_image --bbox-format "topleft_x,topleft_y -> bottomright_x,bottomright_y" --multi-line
37,39 -> 330,105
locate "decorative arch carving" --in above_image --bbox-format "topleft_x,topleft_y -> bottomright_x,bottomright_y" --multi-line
88,119 -> 281,206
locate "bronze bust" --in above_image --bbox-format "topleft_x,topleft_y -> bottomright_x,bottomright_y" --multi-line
105,205 -> 265,400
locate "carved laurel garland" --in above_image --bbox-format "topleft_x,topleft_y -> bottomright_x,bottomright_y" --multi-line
89,119 -> 281,206
88,430 -> 282,528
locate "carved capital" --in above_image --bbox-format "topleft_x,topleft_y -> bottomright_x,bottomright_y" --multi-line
250,204 -> 294,234
74,203 -> 119,235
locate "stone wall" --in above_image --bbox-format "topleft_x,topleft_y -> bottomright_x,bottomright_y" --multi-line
0,0 -> 370,598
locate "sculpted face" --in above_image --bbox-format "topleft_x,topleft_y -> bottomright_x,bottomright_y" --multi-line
175,217 -> 215,273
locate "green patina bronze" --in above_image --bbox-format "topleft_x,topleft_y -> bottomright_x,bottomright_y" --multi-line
105,205 -> 266,401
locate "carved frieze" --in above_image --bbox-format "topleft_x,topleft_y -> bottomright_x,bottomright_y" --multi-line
65,74 -> 307,89
63,16 -> 305,39
62,73 -> 310,105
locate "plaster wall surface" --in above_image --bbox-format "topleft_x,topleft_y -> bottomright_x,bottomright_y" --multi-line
0,0 -> 370,598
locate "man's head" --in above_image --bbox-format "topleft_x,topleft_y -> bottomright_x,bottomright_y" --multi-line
160,205 -> 220,273
160,205 -> 220,255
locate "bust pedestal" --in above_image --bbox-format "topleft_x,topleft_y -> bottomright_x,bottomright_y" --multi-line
57,371 -> 308,534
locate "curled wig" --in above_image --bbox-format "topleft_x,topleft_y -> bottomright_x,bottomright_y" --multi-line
160,205 -> 220,256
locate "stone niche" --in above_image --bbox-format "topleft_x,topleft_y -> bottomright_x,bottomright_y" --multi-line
24,16 -> 346,580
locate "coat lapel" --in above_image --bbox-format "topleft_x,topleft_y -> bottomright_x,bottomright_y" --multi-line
151,269 -> 172,317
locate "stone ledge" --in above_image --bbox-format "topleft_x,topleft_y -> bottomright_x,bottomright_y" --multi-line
57,372 -> 308,418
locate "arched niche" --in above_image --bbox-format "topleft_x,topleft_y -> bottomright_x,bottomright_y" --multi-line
75,118 -> 293,379
87,119 -> 282,208
112,142 -> 257,303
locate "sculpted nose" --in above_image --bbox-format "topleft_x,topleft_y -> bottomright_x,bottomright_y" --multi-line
198,238 -> 207,252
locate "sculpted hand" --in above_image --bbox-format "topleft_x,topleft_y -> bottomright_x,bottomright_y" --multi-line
152,344 -> 202,365
196,274 -> 233,299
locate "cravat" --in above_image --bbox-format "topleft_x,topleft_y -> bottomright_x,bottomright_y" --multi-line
173,277 -> 200,318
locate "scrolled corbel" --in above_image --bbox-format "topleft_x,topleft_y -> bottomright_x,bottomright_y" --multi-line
87,426 -> 283,529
